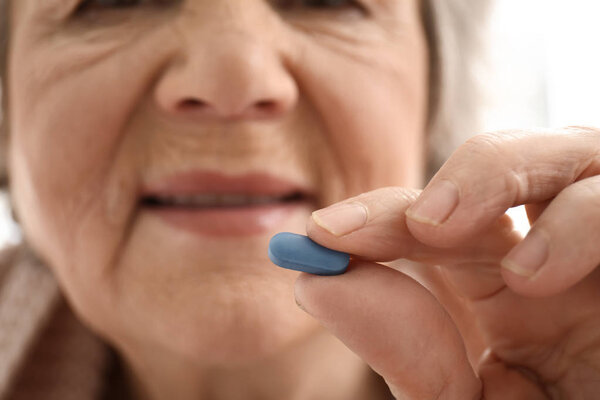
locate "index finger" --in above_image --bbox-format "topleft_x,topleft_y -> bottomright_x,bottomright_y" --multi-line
405,127 -> 600,247
306,186 -> 520,265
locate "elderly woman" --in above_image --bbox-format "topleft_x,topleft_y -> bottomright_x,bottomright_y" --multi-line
1,0 -> 600,399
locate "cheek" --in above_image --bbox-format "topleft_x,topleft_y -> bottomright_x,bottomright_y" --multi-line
6,29 -> 173,315
293,41 -> 428,202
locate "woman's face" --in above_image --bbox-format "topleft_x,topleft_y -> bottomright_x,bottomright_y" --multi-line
8,0 -> 427,364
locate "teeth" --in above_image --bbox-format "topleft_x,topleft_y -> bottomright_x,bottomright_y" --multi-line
219,194 -> 250,205
152,194 -> 285,207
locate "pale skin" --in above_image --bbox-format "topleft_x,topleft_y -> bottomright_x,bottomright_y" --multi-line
302,128 -> 600,398
5,1 -> 600,400
8,0 -> 425,399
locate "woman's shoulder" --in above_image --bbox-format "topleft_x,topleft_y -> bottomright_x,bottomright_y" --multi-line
0,242 -> 63,397
0,243 -> 21,280
0,242 -> 58,301
0,242 -> 121,399
0,242 -> 45,274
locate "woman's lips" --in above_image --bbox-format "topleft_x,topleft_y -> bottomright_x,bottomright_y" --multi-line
140,171 -> 314,236
146,203 -> 307,236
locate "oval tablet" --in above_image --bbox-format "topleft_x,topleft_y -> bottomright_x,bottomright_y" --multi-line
268,232 -> 350,276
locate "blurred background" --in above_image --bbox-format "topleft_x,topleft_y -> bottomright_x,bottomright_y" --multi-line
484,0 -> 600,130
483,0 -> 600,234
1,0 -> 599,246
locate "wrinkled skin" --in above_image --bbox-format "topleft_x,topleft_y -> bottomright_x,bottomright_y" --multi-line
8,1 -> 426,399
9,0 -> 600,399
301,128 -> 600,399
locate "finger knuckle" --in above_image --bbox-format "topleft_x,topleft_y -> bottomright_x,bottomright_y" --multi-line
563,126 -> 600,161
440,132 -> 536,212
562,125 -> 600,139
574,176 -> 600,206
384,186 -> 419,204
461,131 -> 518,160
504,169 -> 530,204
365,187 -> 417,216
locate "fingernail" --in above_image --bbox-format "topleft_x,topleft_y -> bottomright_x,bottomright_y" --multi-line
312,202 -> 369,237
405,180 -> 459,226
501,229 -> 550,278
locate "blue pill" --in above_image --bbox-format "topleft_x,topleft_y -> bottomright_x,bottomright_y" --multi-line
268,232 -> 350,276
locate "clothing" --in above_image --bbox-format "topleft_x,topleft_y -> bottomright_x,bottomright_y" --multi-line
0,243 -> 393,400
0,244 -> 126,400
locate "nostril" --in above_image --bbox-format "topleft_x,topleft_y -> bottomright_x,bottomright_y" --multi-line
172,98 -> 284,119
254,100 -> 279,113
178,98 -> 208,111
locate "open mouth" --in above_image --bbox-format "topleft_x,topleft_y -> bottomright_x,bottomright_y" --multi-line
141,191 -> 307,209
139,171 -> 314,236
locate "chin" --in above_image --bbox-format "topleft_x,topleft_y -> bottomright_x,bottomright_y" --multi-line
185,312 -> 318,368
172,296 -> 318,367
113,262 -> 319,368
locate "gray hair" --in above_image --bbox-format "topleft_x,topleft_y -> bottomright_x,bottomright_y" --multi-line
0,0 -> 492,186
423,0 -> 492,178
0,0 -> 8,187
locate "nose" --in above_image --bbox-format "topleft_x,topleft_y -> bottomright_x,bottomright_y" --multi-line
155,24 -> 298,122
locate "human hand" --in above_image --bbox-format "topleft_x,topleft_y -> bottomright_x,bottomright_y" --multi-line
296,128 -> 600,399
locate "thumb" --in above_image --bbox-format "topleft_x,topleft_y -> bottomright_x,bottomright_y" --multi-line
295,261 -> 481,400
